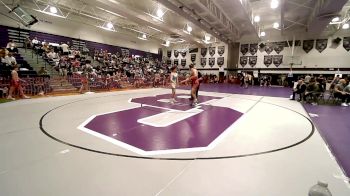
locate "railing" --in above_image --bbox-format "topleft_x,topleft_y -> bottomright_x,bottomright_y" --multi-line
0,76 -> 52,96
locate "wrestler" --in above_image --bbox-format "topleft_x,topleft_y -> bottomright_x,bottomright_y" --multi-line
7,64 -> 30,100
180,64 -> 199,106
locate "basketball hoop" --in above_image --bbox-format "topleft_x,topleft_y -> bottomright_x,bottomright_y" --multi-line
173,43 -> 195,53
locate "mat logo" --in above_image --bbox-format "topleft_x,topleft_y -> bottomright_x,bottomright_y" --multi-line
78,94 -> 242,155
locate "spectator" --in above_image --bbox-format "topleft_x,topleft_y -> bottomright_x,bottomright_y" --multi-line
60,42 -> 69,55
304,77 -> 322,105
304,74 -> 311,84
38,67 -> 48,75
334,79 -> 350,107
4,53 -> 17,66
25,37 -> 32,49
290,79 -> 306,101
31,37 -> 40,48
6,40 -> 18,53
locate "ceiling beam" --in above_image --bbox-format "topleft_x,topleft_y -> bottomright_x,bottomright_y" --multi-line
286,0 -> 313,10
157,0 -> 227,43
280,0 -> 285,35
307,0 -> 348,35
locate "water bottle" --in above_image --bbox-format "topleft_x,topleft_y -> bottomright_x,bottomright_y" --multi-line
309,181 -> 332,196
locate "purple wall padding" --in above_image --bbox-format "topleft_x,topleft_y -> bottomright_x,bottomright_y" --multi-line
29,31 -> 71,44
0,25 -> 9,47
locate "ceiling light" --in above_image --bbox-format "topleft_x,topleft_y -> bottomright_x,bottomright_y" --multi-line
49,6 -> 57,14
187,25 -> 192,32
271,0 -> 279,9
273,22 -> 279,29
183,24 -> 193,34
260,31 -> 266,37
35,5 -> 67,19
156,8 -> 164,18
254,15 -> 260,23
332,17 -> 340,22
205,34 -> 211,41
138,33 -> 148,40
106,22 -> 114,29
342,23 -> 350,29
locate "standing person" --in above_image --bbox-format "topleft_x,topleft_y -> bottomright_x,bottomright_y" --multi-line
79,72 -> 89,94
169,66 -> 178,103
7,64 -> 30,100
194,71 -> 203,100
180,64 -> 199,106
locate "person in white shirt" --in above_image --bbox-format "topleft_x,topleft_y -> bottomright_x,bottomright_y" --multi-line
4,53 -> 16,65
31,37 -> 39,45
6,40 -> 18,53
170,66 -> 178,103
60,42 -> 69,55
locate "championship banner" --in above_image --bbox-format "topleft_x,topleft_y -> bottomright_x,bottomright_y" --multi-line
201,48 -> 207,57
303,40 -> 314,53
191,54 -> 196,62
264,55 -> 272,67
174,59 -> 178,65
265,45 -> 273,54
209,58 -> 215,67
218,46 -> 225,56
249,56 -> 257,67
274,42 -> 284,54
174,50 -> 179,58
217,57 -> 224,67
181,51 -> 187,57
209,47 -> 216,56
240,56 -> 247,67
200,58 -> 207,67
343,37 -> 350,51
167,50 -> 171,58
273,55 -> 283,67
316,39 -> 328,53
181,59 -> 186,67
240,44 -> 249,55
249,44 -> 258,55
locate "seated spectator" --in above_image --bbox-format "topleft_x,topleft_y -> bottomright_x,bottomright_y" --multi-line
60,42 -> 69,55
7,64 -> 30,100
46,49 -> 60,65
290,79 -> 306,101
6,40 -> 18,53
304,77 -> 322,105
38,67 -> 48,75
31,37 -> 40,47
4,53 -> 17,66
331,75 -> 340,86
316,74 -> 326,91
334,79 -> 350,107
304,74 -> 311,84
25,36 -> 32,49
0,86 -> 8,98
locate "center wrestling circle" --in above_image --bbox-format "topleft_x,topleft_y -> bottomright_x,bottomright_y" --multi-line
39,92 -> 315,161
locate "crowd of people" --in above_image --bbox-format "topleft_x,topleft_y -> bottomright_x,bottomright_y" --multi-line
291,74 -> 350,106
